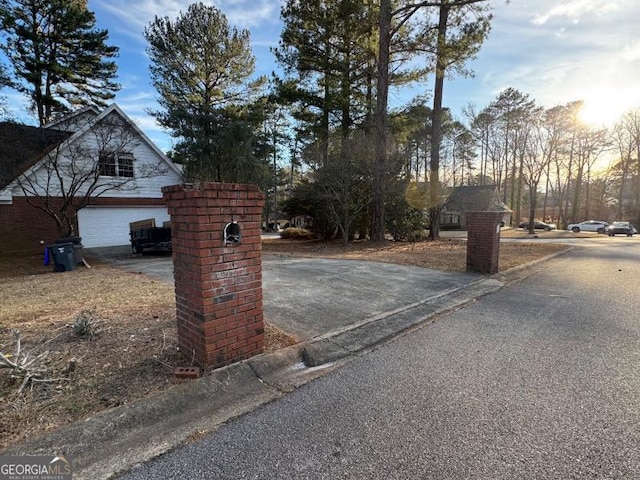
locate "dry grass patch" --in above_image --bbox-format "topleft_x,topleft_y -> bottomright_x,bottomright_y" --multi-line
262,236 -> 569,272
0,255 -> 296,449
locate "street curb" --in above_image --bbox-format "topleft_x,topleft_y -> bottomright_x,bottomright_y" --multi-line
492,245 -> 574,285
301,278 -> 504,367
1,343 -> 344,480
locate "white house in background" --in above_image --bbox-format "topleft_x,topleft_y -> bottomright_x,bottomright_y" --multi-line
0,104 -> 183,253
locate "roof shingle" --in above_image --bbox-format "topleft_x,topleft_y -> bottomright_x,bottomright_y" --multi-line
0,122 -> 72,189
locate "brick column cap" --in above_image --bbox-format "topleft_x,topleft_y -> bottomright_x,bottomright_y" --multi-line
162,182 -> 263,194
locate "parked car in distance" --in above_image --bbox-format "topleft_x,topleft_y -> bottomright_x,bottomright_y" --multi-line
566,220 -> 609,234
519,220 -> 557,231
606,221 -> 636,236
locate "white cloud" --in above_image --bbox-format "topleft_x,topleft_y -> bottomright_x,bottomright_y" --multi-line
618,41 -> 640,62
95,0 -> 280,33
532,0 -> 622,25
114,89 -> 156,111
2,90 -> 34,124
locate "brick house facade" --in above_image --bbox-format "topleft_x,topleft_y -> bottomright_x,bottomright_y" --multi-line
0,105 -> 183,255
0,196 -> 168,255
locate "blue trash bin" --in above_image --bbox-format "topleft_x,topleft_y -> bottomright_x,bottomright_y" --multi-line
49,243 -> 75,272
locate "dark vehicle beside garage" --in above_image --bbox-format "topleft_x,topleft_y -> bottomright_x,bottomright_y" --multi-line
130,219 -> 172,254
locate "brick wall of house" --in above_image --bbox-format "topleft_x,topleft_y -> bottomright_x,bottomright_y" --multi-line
0,196 -> 166,256
0,197 -> 60,256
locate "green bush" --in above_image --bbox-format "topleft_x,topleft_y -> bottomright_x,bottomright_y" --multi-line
385,195 -> 426,242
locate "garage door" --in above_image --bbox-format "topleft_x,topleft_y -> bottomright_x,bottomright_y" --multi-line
78,206 -> 170,247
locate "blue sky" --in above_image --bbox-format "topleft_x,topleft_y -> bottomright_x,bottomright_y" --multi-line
4,0 -> 640,152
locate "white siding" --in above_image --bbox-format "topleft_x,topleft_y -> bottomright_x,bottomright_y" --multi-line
11,110 -> 182,199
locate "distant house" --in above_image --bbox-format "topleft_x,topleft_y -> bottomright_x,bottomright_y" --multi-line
0,104 -> 183,254
441,185 -> 511,229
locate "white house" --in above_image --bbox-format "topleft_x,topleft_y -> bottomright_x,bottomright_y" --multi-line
0,104 -> 183,253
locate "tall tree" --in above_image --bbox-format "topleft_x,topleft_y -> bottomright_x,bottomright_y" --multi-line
372,0 -> 439,241
0,63 -> 9,118
277,0 -> 428,242
144,2 -> 267,184
274,0 -> 380,162
392,98 -> 432,180
520,107 -> 552,233
486,88 -> 536,217
613,109 -> 640,224
467,105 -> 496,185
568,125 -> 608,222
0,0 -> 119,125
372,0 -> 393,242
371,0 -> 492,241
424,0 -> 491,239
262,102 -> 292,224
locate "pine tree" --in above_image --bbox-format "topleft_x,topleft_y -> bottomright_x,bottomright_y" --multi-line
274,0 -> 380,161
0,0 -> 119,125
144,2 -> 267,184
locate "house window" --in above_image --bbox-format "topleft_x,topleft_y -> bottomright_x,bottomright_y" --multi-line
117,154 -> 134,177
99,153 -> 134,178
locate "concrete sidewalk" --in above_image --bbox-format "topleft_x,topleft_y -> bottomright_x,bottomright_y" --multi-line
3,247 -> 570,479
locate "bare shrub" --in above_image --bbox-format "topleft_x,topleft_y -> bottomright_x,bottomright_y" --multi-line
0,329 -> 68,396
279,227 -> 314,240
72,310 -> 104,339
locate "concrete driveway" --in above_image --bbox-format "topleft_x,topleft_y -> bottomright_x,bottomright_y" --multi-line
86,247 -> 482,340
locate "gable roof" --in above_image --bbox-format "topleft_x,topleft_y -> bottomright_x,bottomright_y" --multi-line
1,104 -> 182,191
446,185 -> 512,213
93,104 -> 183,177
43,105 -> 101,131
0,122 -> 72,189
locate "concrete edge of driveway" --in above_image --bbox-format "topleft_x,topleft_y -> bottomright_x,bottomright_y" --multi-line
2,247 -> 572,480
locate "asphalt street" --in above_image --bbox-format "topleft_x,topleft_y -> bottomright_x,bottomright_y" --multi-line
119,241 -> 640,479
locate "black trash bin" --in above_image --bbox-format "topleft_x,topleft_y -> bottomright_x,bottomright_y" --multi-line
72,244 -> 83,265
49,243 -> 75,272
55,236 -> 83,265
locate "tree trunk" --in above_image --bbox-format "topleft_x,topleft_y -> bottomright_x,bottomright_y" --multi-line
428,3 -> 450,240
617,162 -> 629,219
371,0 -> 391,242
514,148 -> 524,225
526,179 -> 540,234
635,141 -> 640,225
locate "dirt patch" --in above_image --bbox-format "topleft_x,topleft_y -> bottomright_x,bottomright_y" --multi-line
0,235 -> 566,448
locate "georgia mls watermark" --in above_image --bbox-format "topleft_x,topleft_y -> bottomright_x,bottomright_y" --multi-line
0,456 -> 72,480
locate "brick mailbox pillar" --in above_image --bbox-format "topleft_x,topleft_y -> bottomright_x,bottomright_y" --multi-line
466,211 -> 504,274
162,182 -> 265,369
